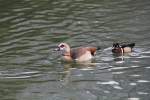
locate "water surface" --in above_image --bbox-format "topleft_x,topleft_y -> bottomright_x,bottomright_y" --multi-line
0,0 -> 150,100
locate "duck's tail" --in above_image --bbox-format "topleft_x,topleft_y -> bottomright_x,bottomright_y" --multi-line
126,43 -> 135,48
87,46 -> 101,56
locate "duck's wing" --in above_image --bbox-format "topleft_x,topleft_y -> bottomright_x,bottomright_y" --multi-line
70,47 -> 98,59
121,43 -> 135,48
70,48 -> 86,59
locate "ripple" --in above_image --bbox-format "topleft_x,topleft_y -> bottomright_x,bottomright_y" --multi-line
0,0 -> 150,100
0,70 -> 40,79
146,66 -> 150,69
112,71 -> 125,75
97,81 -> 119,85
128,98 -> 140,100
137,80 -> 150,83
113,85 -> 123,90
129,74 -> 141,77
13,7 -> 32,12
129,83 -> 137,86
0,15 -> 18,23
138,92 -> 149,95
110,67 -> 129,70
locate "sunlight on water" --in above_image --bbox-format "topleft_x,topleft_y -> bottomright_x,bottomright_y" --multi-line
97,81 -> 119,85
128,98 -> 140,100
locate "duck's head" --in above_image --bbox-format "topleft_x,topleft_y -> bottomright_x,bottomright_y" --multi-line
112,43 -> 122,53
113,43 -> 120,48
55,43 -> 71,53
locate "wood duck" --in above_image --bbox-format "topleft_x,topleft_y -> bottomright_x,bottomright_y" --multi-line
55,43 -> 100,62
112,43 -> 135,53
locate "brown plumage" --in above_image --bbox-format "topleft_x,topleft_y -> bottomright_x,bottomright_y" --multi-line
55,43 -> 100,62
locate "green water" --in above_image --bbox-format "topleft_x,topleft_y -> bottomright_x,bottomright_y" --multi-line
0,0 -> 150,100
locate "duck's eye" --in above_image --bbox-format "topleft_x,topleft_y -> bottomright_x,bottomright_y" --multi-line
113,43 -> 120,47
60,44 -> 64,48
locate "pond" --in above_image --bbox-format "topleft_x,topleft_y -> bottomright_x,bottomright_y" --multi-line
0,0 -> 150,100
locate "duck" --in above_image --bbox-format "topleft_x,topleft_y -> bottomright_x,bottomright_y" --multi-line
112,42 -> 135,53
55,43 -> 100,62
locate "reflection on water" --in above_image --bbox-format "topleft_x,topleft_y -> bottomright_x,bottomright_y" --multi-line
0,0 -> 150,100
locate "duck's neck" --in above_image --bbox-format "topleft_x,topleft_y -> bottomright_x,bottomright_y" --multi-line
61,47 -> 71,56
62,49 -> 71,56
62,52 -> 70,56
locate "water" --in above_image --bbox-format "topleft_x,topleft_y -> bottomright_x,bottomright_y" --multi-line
0,0 -> 150,100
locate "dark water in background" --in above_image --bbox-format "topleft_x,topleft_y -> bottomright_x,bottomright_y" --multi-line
0,0 -> 150,100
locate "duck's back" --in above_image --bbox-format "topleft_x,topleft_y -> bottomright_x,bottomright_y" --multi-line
121,43 -> 135,48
